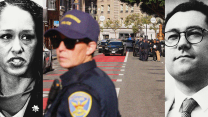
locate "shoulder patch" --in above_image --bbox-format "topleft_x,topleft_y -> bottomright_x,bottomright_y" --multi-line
68,91 -> 92,117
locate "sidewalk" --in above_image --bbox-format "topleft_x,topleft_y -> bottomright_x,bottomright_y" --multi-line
51,49 -> 57,60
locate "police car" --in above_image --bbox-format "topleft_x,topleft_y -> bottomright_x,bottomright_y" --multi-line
103,40 -> 126,56
43,44 -> 52,73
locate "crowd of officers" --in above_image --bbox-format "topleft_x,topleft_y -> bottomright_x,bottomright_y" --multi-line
134,38 -> 162,62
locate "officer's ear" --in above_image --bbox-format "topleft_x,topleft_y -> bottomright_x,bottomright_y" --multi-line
86,41 -> 96,56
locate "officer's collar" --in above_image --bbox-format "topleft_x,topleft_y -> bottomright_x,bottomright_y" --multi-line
60,60 -> 97,87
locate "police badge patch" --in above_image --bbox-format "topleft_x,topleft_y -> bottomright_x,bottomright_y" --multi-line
68,91 -> 92,117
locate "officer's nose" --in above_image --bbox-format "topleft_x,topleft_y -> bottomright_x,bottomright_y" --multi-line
11,37 -> 24,54
177,33 -> 191,51
57,41 -> 66,51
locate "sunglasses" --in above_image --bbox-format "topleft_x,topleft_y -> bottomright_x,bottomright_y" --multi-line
50,36 -> 91,49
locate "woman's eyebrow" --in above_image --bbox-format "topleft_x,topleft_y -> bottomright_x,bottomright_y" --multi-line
21,30 -> 35,33
0,29 -> 13,32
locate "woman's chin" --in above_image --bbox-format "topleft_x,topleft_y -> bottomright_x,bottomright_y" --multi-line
5,67 -> 28,77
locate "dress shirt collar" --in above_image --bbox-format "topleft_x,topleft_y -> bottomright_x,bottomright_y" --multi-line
60,60 -> 97,87
192,85 -> 208,112
174,86 -> 187,112
174,85 -> 208,112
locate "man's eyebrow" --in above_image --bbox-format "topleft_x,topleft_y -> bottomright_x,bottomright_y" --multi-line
165,26 -> 203,33
165,28 -> 179,33
186,25 -> 203,29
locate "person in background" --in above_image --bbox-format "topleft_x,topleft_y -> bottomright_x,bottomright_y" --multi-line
152,39 -> 157,61
141,39 -> 149,61
156,39 -> 161,62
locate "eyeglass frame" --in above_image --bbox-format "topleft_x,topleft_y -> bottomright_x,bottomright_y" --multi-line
165,27 -> 208,47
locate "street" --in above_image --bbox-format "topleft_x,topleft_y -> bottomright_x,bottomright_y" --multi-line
43,49 -> 165,117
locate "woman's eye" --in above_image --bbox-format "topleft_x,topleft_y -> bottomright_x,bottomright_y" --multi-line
0,34 -> 13,40
21,34 -> 35,41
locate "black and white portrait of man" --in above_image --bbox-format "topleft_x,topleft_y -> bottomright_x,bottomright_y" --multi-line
165,0 -> 208,117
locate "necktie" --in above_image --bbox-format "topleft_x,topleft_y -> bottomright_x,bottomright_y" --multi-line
181,98 -> 198,117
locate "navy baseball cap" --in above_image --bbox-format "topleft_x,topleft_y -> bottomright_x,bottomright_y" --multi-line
44,10 -> 100,42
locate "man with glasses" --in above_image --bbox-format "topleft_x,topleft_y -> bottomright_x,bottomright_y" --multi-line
165,1 -> 208,117
44,10 -> 120,117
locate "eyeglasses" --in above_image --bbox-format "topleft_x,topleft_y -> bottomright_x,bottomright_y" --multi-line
50,36 -> 91,49
165,27 -> 208,47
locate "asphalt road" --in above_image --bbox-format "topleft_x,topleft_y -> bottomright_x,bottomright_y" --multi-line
43,49 -> 165,116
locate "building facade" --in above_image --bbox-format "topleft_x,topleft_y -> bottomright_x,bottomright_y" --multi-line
97,0 -> 159,40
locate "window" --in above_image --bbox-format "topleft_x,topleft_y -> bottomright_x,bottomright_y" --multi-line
131,6 -> 134,12
48,0 -> 56,10
108,5 -> 110,13
126,5 -> 128,12
120,4 -> 123,13
101,5 -> 104,13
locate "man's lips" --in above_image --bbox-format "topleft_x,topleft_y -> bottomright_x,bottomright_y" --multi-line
174,55 -> 195,61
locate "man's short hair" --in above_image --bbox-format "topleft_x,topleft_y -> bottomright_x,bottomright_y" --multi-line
164,1 -> 208,29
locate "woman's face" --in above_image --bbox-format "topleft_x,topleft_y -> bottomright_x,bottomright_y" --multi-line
0,5 -> 37,76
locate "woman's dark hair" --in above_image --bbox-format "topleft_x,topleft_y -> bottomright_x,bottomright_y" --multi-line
0,0 -> 43,75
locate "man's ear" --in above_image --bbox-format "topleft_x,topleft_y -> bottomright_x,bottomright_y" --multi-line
86,41 -> 96,56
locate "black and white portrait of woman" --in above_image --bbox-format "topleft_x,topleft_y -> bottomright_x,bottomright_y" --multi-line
0,0 -> 42,116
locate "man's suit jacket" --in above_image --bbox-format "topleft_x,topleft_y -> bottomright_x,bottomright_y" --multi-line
165,71 -> 175,117
165,94 -> 174,117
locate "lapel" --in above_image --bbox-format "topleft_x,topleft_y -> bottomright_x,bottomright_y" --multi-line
165,90 -> 175,117
165,98 -> 174,117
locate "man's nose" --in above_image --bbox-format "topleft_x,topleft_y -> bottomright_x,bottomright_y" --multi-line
177,33 -> 191,50
11,37 -> 23,54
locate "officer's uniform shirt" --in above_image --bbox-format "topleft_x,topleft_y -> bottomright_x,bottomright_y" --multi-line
45,60 -> 119,117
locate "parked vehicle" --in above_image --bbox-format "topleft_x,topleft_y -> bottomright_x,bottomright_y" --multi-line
103,40 -> 126,56
122,39 -> 134,48
98,40 -> 108,53
43,44 -> 52,73
133,40 -> 140,57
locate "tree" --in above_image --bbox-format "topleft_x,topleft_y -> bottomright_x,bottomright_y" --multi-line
104,19 -> 121,38
104,20 -> 111,29
124,13 -> 144,38
119,0 -> 165,20
110,20 -> 121,38
149,18 -> 163,39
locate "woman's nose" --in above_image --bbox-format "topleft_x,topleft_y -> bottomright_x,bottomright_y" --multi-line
11,37 -> 23,54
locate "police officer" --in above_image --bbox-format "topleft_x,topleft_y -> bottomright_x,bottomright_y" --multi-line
152,39 -> 157,61
139,38 -> 143,60
141,39 -> 149,61
44,10 -> 120,117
